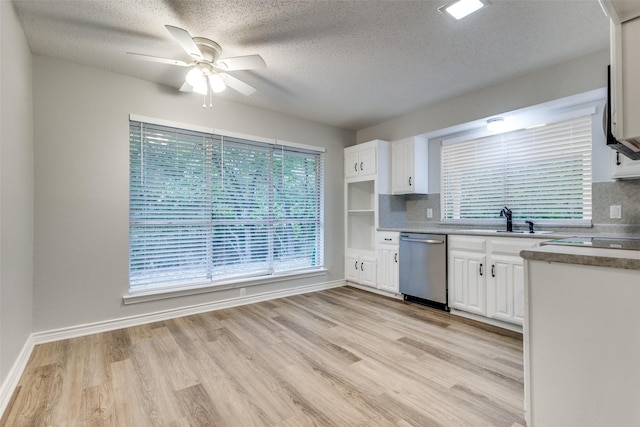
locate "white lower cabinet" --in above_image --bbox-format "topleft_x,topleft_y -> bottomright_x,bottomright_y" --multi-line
449,235 -> 540,326
345,252 -> 376,287
449,238 -> 487,316
486,252 -> 526,324
377,232 -> 399,293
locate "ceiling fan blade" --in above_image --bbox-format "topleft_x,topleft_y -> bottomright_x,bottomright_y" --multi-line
179,81 -> 193,92
165,25 -> 204,60
216,55 -> 266,71
127,52 -> 190,67
220,73 -> 257,96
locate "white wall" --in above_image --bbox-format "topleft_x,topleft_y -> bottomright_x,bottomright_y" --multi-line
357,50 -> 609,143
0,1 -> 34,382
32,55 -> 353,332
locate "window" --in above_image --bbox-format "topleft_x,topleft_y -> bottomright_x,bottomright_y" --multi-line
129,119 -> 324,293
441,115 -> 592,225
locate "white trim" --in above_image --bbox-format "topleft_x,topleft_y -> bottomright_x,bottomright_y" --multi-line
124,268 -> 329,305
215,128 -> 276,145
129,114 -> 214,135
33,280 -> 345,345
0,335 -> 35,418
276,139 -> 326,153
346,282 -> 404,300
441,106 -> 597,146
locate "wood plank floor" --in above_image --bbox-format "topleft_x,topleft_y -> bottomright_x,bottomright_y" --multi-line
2,286 -> 525,426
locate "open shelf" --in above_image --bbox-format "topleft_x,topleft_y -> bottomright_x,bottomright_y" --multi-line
347,180 -> 374,211
347,212 -> 375,251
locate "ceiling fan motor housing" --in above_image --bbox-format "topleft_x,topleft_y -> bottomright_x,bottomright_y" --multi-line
192,37 -> 222,63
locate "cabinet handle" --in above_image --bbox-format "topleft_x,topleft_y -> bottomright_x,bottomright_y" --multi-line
394,253 -> 398,263
409,176 -> 412,186
355,261 -> 359,270
360,161 -> 363,171
361,262 -> 364,271
354,163 -> 358,172
384,237 -> 392,241
479,263 -> 483,276
491,264 -> 496,277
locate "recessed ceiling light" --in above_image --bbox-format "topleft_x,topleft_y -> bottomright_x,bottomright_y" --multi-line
439,0 -> 487,20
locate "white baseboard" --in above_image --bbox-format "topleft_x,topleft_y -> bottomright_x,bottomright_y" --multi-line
346,282 -> 404,300
0,335 -> 35,418
450,308 -> 523,333
0,279 -> 344,419
33,280 -> 346,345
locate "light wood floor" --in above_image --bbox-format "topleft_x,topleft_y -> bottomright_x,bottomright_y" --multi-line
2,286 -> 525,426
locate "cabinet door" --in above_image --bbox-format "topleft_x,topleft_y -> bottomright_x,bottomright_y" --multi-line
360,256 -> 377,287
377,247 -> 399,293
449,250 -> 486,315
486,253 -> 524,325
611,150 -> 640,179
358,146 -> 377,177
391,248 -> 399,292
392,141 -> 412,194
345,254 -> 360,282
345,150 -> 360,179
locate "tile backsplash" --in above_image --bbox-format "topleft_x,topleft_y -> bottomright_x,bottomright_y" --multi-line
379,181 -> 640,234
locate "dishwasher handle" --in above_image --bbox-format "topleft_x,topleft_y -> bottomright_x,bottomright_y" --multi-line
400,237 -> 445,244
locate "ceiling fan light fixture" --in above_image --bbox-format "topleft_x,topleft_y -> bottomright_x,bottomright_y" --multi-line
439,0 -> 487,20
185,67 -> 208,94
208,73 -> 227,93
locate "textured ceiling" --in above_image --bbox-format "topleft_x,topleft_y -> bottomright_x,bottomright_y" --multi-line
12,0 -> 610,130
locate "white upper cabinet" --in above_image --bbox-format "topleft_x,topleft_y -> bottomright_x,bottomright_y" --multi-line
345,143 -> 377,179
391,136 -> 428,195
611,149 -> 640,178
602,1 -> 640,157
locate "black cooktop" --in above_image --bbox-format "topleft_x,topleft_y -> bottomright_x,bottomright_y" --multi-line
543,236 -> 640,251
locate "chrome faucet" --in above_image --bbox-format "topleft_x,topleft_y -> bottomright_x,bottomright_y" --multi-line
500,207 -> 513,232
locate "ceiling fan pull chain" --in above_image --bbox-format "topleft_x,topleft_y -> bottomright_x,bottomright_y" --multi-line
209,82 -> 213,108
202,92 -> 206,108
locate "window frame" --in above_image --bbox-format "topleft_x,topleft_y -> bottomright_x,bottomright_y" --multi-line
440,108 -> 596,227
127,115 -> 326,302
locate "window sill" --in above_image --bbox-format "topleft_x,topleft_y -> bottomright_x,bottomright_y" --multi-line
123,268 -> 329,305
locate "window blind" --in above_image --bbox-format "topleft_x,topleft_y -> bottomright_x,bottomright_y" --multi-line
441,115 -> 592,225
130,121 -> 324,292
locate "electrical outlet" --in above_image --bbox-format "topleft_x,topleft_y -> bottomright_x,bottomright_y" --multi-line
240,287 -> 246,297
427,208 -> 433,218
610,205 -> 622,219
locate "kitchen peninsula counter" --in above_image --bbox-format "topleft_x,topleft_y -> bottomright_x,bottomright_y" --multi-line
520,244 -> 640,270
522,240 -> 640,426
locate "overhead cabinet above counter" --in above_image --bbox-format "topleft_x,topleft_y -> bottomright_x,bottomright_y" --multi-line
601,0 -> 640,170
345,142 -> 379,179
391,136 -> 428,195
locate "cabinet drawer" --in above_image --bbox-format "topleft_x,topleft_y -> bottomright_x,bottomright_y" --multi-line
449,235 -> 486,252
377,231 -> 399,245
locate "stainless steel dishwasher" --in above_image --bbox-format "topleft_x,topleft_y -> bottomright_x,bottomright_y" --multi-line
399,233 -> 448,311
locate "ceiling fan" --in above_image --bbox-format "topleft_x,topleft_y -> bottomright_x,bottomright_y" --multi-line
128,25 -> 266,106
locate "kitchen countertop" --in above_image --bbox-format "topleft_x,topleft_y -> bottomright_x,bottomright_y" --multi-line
520,244 -> 640,270
379,227 -> 640,270
378,227 -> 572,239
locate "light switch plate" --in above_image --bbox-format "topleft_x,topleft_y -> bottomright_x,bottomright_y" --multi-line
427,208 -> 433,218
610,205 -> 622,219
